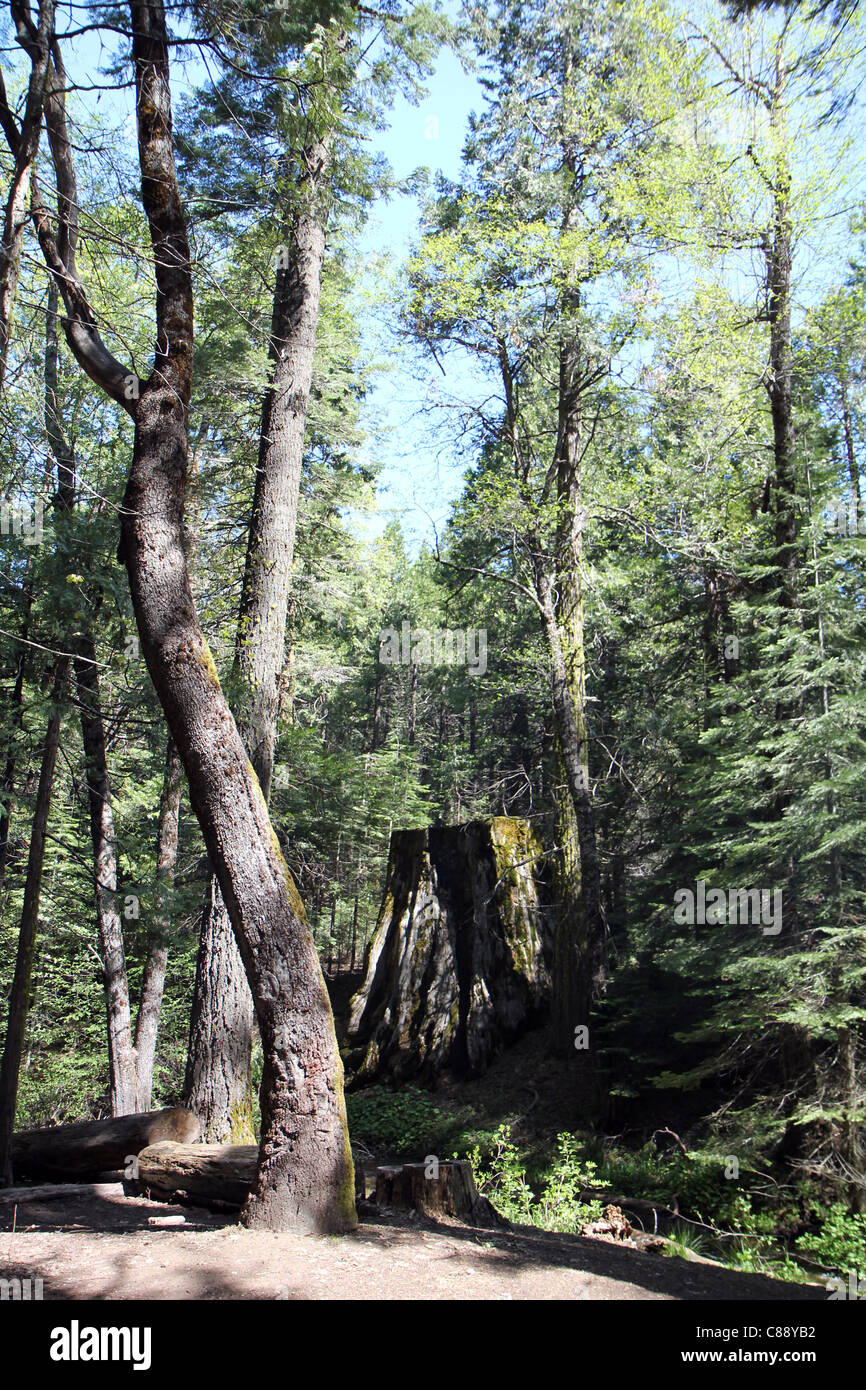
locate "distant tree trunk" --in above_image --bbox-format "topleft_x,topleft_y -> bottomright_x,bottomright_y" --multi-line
408,661 -> 418,745
0,660 -> 67,1185
543,225 -> 604,1053
0,581 -> 31,906
0,0 -> 53,392
184,134 -> 330,1143
44,278 -> 138,1116
73,631 -> 139,1116
840,376 -> 861,522
837,1024 -> 864,1213
134,734 -> 183,1110
764,71 -> 797,612
370,660 -> 383,751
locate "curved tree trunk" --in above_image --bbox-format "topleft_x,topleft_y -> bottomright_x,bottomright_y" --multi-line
184,137 -> 330,1141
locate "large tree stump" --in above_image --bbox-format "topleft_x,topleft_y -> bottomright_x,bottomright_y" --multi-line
374,1161 -> 506,1228
9,1108 -> 201,1181
346,818 -> 551,1083
135,1140 -> 257,1208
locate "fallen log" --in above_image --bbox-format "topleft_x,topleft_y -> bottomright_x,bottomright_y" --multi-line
374,1161 -> 507,1228
0,1181 -> 125,1205
10,1108 -> 201,1181
135,1141 -> 257,1208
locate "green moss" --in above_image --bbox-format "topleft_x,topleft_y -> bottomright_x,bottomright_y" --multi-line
196,638 -> 222,690
228,1090 -> 257,1143
332,1055 -> 358,1228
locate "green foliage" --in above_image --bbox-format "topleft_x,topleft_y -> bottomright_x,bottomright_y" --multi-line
469,1125 -> 606,1232
345,1085 -> 495,1156
796,1204 -> 866,1275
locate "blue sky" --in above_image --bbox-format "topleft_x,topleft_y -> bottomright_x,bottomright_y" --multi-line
351,43 -> 487,550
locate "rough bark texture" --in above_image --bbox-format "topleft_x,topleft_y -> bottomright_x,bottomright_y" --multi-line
184,137 -> 330,1142
136,1140 -> 257,1208
134,734 -> 183,1109
184,876 -> 258,1141
10,1107 -> 200,1180
346,818 -> 551,1084
0,661 -> 66,1185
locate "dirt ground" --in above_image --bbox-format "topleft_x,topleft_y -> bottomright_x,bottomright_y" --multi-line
0,1185 -> 827,1300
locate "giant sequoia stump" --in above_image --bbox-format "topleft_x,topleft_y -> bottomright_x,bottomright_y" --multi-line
346,818 -> 551,1083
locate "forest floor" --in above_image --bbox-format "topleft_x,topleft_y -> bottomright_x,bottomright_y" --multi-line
0,1185 -> 826,1300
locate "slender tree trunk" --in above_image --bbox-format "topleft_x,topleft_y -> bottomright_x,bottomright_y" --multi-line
134,734 -> 183,1110
44,278 -> 138,1116
0,660 -> 67,1184
840,376 -> 861,523
73,634 -> 138,1115
184,136 -> 330,1141
765,72 -> 797,612
0,0 -> 54,391
0,581 -> 32,906
545,218 -> 604,1052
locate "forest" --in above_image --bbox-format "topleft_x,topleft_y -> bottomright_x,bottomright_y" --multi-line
0,0 -> 865,1307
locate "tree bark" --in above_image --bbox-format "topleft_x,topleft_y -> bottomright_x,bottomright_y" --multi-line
543,231 -> 605,1053
73,630 -> 139,1116
136,1139 -> 257,1207
347,819 -> 551,1083
24,0 -> 354,1230
765,62 -> 798,611
44,278 -> 139,1117
0,0 -> 53,391
0,580 -> 31,906
10,1106 -> 200,1180
0,660 -> 67,1184
134,734 -> 183,1110
184,135 -> 330,1141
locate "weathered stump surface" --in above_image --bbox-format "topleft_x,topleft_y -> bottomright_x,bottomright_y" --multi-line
374,1161 -> 507,1228
346,818 -> 551,1083
135,1140 -> 257,1208
10,1107 -> 202,1181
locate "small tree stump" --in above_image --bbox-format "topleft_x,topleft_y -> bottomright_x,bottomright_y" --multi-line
374,1161 -> 506,1228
